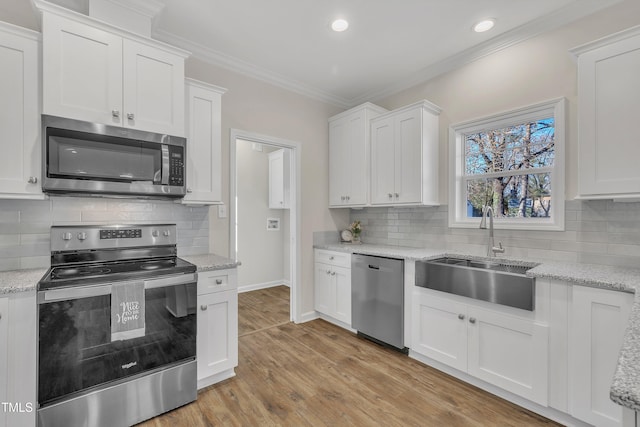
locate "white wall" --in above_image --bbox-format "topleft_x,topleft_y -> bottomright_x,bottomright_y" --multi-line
185,58 -> 348,315
375,0 -> 640,202
236,140 -> 287,288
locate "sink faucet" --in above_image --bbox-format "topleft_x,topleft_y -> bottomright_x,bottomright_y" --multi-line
479,205 -> 505,257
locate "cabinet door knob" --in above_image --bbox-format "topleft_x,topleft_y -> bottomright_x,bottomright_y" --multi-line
127,113 -> 135,120
388,193 -> 393,199
458,314 -> 465,320
330,271 -> 336,276
28,176 -> 38,184
186,188 -> 193,193
215,279 -> 223,285
112,109 -> 120,118
200,305 -> 208,311
395,193 -> 399,199
326,270 -> 331,275
346,196 -> 350,201
469,317 -> 476,324
329,256 -> 334,260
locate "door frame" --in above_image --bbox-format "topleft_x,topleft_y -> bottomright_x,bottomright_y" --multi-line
229,129 -> 302,323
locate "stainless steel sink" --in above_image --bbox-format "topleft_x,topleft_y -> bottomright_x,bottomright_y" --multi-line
415,257 -> 537,311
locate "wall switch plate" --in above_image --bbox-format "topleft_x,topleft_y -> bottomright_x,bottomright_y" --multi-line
218,204 -> 227,218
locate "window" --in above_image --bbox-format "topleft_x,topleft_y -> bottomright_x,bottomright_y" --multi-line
449,98 -> 565,230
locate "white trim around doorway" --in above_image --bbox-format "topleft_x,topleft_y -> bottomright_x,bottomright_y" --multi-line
229,129 -> 302,324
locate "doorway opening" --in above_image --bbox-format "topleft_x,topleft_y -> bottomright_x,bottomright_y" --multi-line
230,129 -> 301,326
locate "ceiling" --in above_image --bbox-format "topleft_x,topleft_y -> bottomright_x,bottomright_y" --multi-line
31,0 -> 623,107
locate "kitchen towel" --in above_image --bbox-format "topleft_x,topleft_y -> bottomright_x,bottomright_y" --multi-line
111,281 -> 146,341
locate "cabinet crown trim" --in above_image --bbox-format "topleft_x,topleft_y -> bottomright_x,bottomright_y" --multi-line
569,24 -> 640,57
33,0 -> 191,58
185,78 -> 227,95
0,21 -> 41,41
329,102 -> 388,122
372,100 -> 442,121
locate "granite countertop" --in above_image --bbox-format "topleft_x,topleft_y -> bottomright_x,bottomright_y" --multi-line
316,242 -> 640,411
0,268 -> 46,295
181,253 -> 240,272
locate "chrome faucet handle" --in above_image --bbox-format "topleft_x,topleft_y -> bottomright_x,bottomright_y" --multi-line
492,241 -> 505,255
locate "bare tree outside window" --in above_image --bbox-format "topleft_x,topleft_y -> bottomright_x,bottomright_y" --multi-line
463,118 -> 555,219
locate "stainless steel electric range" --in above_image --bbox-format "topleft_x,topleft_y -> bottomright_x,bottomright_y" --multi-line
37,224 -> 197,427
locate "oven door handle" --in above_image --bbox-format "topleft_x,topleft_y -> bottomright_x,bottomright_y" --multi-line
40,284 -> 113,303
144,273 -> 196,290
39,273 -> 196,303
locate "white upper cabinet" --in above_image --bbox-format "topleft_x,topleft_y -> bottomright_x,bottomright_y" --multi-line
0,22 -> 43,199
328,103 -> 387,207
268,149 -> 290,209
370,100 -> 441,206
39,3 -> 189,136
183,79 -> 226,205
573,26 -> 640,200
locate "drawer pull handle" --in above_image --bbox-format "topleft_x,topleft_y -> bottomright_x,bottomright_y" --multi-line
329,256 -> 334,260
215,279 -> 223,285
200,305 -> 207,311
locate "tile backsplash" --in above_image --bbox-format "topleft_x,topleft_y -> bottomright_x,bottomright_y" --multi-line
350,200 -> 640,268
0,196 -> 209,271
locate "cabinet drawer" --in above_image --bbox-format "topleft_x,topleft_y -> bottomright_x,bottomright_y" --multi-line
315,249 -> 351,268
198,270 -> 237,295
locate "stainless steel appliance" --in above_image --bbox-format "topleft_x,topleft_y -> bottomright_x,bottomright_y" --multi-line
42,115 -> 186,198
37,224 -> 197,427
351,254 -> 406,351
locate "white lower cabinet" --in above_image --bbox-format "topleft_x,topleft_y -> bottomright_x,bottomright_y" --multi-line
569,285 -> 635,427
0,292 -> 36,427
197,269 -> 238,389
0,297 -> 7,427
412,289 -> 548,406
314,249 -> 351,327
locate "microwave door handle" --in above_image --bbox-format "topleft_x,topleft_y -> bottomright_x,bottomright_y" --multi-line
161,144 -> 170,185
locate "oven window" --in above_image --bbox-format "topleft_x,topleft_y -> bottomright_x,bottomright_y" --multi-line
47,129 -> 162,183
38,283 -> 196,406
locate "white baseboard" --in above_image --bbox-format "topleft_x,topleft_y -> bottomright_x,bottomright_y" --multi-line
297,310 -> 320,324
238,279 -> 290,293
197,368 -> 236,390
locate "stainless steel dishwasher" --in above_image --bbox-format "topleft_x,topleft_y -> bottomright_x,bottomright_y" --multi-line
351,254 -> 406,352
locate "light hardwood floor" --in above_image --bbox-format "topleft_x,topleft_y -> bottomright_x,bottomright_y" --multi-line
139,286 -> 560,426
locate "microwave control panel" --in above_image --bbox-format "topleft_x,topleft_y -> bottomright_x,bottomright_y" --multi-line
168,146 -> 184,186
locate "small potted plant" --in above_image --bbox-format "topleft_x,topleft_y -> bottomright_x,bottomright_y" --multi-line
350,220 -> 362,243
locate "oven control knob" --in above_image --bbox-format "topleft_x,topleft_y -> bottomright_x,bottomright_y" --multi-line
62,232 -> 73,241
152,230 -> 159,237
77,232 -> 87,241
163,230 -> 171,237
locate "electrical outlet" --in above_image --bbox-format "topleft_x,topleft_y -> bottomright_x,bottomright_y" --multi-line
217,204 -> 227,218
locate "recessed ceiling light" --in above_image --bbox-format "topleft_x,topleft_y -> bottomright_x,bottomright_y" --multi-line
331,18 -> 349,32
473,19 -> 495,33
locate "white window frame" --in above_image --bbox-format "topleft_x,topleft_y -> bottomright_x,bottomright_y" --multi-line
448,98 -> 565,231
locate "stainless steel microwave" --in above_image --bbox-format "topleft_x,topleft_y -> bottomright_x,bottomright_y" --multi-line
42,115 -> 186,198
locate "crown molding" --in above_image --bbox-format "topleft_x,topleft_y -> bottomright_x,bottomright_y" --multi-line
154,29 -> 353,108
356,0 -> 623,106
156,0 -> 622,109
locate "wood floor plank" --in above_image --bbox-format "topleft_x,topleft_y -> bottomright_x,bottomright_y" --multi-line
138,288 -> 561,427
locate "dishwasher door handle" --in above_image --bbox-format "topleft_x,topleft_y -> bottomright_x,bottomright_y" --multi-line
368,264 -> 380,270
